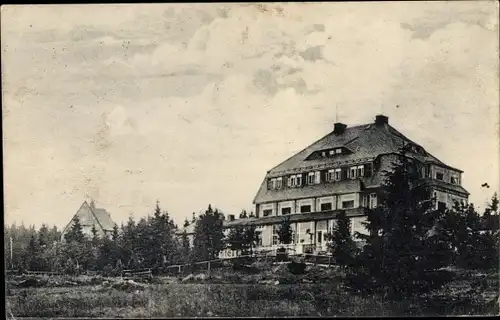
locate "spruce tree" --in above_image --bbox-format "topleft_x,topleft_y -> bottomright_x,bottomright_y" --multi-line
193,204 -> 225,262
181,231 -> 191,263
226,226 -> 245,253
277,216 -> 293,246
331,211 -> 357,268
355,146 -> 449,297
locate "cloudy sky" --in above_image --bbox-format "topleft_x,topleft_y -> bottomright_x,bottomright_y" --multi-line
2,2 -> 499,229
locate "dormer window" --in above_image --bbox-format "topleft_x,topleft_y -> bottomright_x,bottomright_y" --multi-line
321,151 -> 326,157
268,178 -> 277,190
307,172 -> 315,185
335,148 -> 342,154
436,172 -> 444,181
335,169 -> 341,181
296,174 -> 302,186
357,165 -> 364,178
450,175 -> 459,185
327,169 -> 334,182
276,177 -> 283,189
349,167 -> 357,179
329,150 -> 335,156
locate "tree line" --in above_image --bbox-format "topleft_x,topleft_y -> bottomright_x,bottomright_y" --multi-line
5,146 -> 499,297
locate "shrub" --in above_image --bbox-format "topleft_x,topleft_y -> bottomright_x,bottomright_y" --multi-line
287,261 -> 307,275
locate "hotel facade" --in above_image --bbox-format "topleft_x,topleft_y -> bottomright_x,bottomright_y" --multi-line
215,115 -> 469,256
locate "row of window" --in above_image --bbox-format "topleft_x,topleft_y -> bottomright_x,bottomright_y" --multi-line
268,164 -> 373,190
321,148 -> 343,157
261,194 -> 377,217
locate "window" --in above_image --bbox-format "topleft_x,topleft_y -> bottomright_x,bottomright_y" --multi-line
256,231 -> 262,246
290,176 -> 296,187
321,151 -> 326,157
362,195 -> 368,208
335,148 -> 342,154
342,200 -> 355,209
272,226 -> 279,245
328,169 -> 335,182
335,169 -> 341,181
281,207 -> 291,215
268,179 -> 276,190
263,209 -> 272,217
317,231 -> 322,244
357,165 -> 364,178
307,172 -> 315,185
418,167 -> 423,178
320,202 -> 332,211
369,193 -> 377,208
350,167 -> 357,179
296,175 -> 302,187
436,172 -> 444,181
276,177 -> 283,189
300,205 -> 312,213
329,150 -> 335,156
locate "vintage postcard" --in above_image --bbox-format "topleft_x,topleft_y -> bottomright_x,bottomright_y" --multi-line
2,2 -> 499,318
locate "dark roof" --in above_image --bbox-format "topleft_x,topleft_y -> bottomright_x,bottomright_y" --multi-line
255,179 -> 362,203
254,120 -> 464,204
268,122 -> 453,176
223,207 -> 368,228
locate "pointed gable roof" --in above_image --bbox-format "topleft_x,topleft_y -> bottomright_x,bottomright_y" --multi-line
62,201 -> 116,236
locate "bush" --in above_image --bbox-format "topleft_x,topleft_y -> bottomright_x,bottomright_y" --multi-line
276,247 -> 288,262
287,261 -> 307,275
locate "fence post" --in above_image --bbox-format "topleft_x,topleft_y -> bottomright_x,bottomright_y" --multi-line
207,261 -> 211,278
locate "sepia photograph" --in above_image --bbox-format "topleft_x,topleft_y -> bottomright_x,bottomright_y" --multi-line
2,2 -> 499,318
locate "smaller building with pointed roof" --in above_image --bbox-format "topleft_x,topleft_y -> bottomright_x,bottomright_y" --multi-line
61,200 -> 116,241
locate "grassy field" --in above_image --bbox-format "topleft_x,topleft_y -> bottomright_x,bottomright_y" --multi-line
5,265 -> 499,318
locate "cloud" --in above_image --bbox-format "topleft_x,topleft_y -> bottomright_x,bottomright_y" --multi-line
2,2 -> 499,227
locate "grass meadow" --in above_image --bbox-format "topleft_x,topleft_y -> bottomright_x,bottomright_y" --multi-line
5,265 -> 499,318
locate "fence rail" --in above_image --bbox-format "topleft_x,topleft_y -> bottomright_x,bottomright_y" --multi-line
121,268 -> 152,278
163,251 -> 336,276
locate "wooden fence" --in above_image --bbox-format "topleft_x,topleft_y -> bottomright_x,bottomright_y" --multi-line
121,268 -> 152,279
164,251 -> 336,277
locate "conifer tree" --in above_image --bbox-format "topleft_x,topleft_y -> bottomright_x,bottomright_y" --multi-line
277,216 -> 293,246
355,146 -> 449,297
193,204 -> 225,262
181,230 -> 191,263
331,211 -> 357,268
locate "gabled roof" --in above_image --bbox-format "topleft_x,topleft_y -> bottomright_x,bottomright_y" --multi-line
61,201 -> 116,237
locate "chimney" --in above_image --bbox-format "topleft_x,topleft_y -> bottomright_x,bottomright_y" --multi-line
333,122 -> 347,134
375,114 -> 389,125
228,214 -> 235,222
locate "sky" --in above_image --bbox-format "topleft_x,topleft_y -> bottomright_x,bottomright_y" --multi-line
2,2 -> 499,229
